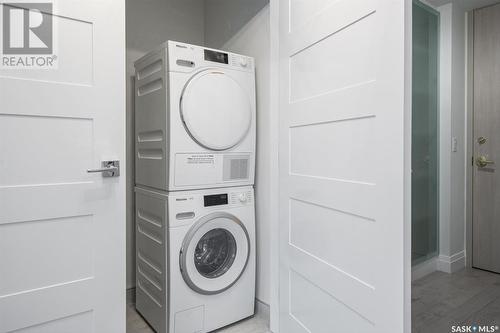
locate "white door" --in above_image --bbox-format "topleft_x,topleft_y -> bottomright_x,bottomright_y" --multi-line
278,0 -> 408,332
0,1 -> 125,332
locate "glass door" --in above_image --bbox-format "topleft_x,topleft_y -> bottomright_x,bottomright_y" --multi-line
412,0 -> 440,265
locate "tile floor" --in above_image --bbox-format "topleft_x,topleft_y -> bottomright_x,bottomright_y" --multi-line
412,268 -> 500,333
126,292 -> 271,333
128,268 -> 500,333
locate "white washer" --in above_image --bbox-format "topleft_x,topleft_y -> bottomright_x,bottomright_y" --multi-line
135,186 -> 255,333
134,41 -> 256,191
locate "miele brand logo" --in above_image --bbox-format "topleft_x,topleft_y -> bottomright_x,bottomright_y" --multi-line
175,197 -> 193,201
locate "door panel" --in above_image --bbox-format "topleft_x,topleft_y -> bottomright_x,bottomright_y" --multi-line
0,1 -> 125,332
279,0 -> 407,331
472,3 -> 500,273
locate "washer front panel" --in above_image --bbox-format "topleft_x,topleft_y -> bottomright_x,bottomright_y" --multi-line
180,212 -> 250,295
180,70 -> 252,151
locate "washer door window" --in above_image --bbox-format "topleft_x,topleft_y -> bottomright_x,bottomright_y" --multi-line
180,212 -> 250,295
180,70 -> 252,151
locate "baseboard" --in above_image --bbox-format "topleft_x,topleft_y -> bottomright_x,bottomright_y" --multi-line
126,287 -> 136,305
437,251 -> 466,273
255,299 -> 270,319
412,257 -> 438,281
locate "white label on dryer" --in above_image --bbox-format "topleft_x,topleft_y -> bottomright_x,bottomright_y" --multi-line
175,153 -> 221,186
186,154 -> 215,164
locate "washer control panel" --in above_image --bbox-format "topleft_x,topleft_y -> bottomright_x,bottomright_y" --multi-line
168,187 -> 254,226
229,189 -> 253,205
194,189 -> 253,208
170,187 -> 254,220
203,193 -> 228,207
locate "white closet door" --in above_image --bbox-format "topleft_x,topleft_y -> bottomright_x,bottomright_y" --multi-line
0,1 -> 126,332
278,0 -> 408,332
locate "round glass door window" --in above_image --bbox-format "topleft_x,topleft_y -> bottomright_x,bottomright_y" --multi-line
180,70 -> 252,151
194,228 -> 237,279
180,213 -> 250,295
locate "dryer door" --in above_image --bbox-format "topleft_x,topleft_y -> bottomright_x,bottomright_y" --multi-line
180,212 -> 250,295
180,70 -> 252,151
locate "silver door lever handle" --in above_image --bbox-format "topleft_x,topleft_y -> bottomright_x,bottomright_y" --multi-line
87,160 -> 120,177
87,166 -> 118,173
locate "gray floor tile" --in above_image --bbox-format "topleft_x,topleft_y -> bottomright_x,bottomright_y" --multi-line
412,268 -> 500,332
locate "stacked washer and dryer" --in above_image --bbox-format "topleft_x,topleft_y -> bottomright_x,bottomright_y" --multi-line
134,41 -> 256,333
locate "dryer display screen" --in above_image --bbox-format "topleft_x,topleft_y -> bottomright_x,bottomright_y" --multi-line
204,49 -> 228,64
204,194 -> 228,207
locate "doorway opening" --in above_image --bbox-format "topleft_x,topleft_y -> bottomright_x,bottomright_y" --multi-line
411,1 -> 500,332
125,1 -> 272,332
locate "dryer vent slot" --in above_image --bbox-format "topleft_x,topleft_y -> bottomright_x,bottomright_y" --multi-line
224,156 -> 250,181
138,130 -> 163,143
137,79 -> 163,96
138,148 -> 163,160
137,59 -> 162,81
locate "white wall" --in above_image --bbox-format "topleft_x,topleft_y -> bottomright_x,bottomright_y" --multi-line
204,0 -> 269,49
204,2 -> 272,305
126,0 -> 205,289
437,2 -> 467,272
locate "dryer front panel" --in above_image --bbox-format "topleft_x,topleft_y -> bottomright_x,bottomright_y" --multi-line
179,212 -> 250,295
167,55 -> 256,191
180,69 -> 252,151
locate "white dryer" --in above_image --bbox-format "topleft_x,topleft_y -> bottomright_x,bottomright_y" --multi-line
135,186 -> 255,333
134,41 -> 256,191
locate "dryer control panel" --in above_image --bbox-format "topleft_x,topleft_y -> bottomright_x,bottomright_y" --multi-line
168,40 -> 254,73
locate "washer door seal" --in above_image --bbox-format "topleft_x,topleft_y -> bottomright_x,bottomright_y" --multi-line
179,212 -> 250,295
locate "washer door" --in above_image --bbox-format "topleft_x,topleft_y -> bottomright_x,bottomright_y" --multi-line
180,70 -> 252,151
180,212 -> 250,295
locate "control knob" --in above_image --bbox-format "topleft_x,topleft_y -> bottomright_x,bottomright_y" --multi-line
238,193 -> 248,203
239,58 -> 248,67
